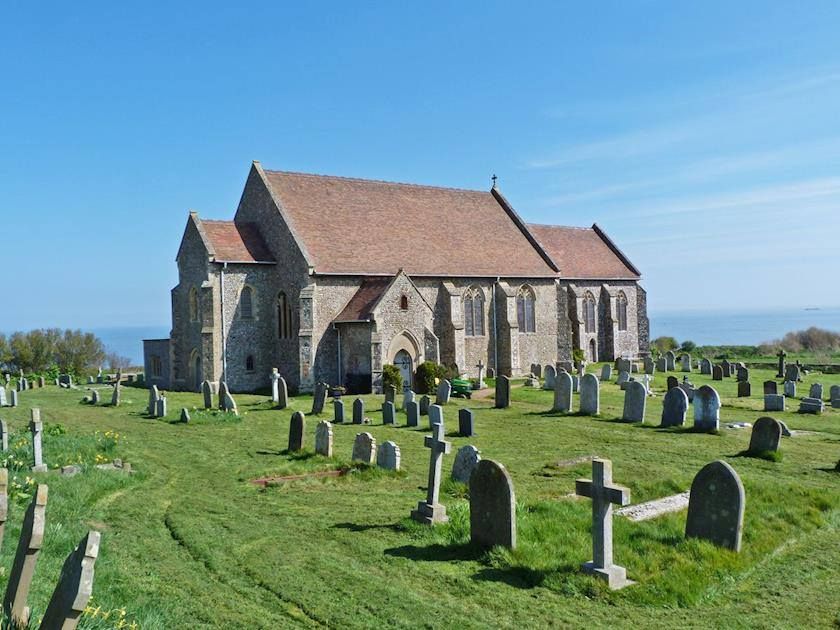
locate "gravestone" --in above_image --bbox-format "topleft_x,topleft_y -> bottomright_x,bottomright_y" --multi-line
3,484 -> 48,626
384,384 -> 396,406
402,389 -> 415,411
712,365 -> 723,381
91,390 -> 100,405
721,360 -> 732,377
288,412 -> 305,452
665,351 -> 676,371
0,388 -> 5,406
180,408 -> 190,423
643,356 -> 655,375
783,381 -> 796,398
575,459 -> 632,590
475,360 -> 487,389
622,381 -> 646,423
411,423 -> 451,524
458,409 -> 475,436
495,376 -> 510,409
736,366 -> 749,382
681,354 -> 692,372
679,380 -> 695,402
351,432 -> 376,464
271,370 -> 288,409
700,358 -> 712,375
428,404 -> 444,431
776,349 -> 786,378
406,400 -> 419,427
39,530 -> 101,630
579,374 -> 600,415
661,387 -> 689,427
553,371 -> 573,413
382,401 -> 396,425
763,380 -> 777,395
419,395 -> 431,416
311,382 -> 328,414
147,385 -> 160,415
451,444 -> 481,484
333,399 -> 345,423
798,397 -> 824,414
685,461 -> 744,551
764,394 -> 785,412
666,375 -> 679,390
0,469 -> 6,546
30,411 -> 47,472
656,357 -> 667,372
616,371 -> 630,385
737,381 -> 751,397
572,375 -> 580,393
0,420 -> 7,451
10,390 -> 18,408
352,398 -> 365,424
809,383 -> 823,400
315,421 -> 333,457
785,364 -> 800,382
110,379 -> 121,407
487,367 -> 495,378
694,385 -> 721,431
616,358 -> 631,373
435,380 -> 451,405
600,364 -> 612,381
470,459 -> 516,550
376,441 -> 401,471
202,380 -> 213,410
831,385 -> 840,408
748,417 -> 782,453
155,396 -> 168,418
543,365 -> 557,391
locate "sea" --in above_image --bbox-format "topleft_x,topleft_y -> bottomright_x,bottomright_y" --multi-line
92,307 -> 840,366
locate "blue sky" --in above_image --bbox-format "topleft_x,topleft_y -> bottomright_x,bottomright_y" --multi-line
2,1 -> 839,330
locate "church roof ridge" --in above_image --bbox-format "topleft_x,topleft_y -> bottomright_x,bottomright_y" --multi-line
262,168 -> 489,196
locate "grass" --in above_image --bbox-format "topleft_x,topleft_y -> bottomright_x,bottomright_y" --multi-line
0,363 -> 838,628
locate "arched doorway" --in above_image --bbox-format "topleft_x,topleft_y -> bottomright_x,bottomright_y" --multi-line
394,350 -> 413,392
588,339 -> 597,362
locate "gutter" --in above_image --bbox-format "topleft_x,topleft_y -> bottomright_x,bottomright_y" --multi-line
493,276 -> 499,374
219,262 -> 228,384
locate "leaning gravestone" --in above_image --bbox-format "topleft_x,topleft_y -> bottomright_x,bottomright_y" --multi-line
616,371 -> 630,385
91,390 -> 100,405
39,530 -> 101,630
352,398 -> 365,424
470,459 -> 516,550
180,408 -> 190,423
458,409 -> 475,436
622,381 -> 646,422
694,385 -> 721,431
700,358 -> 712,375
333,399 -> 345,423
543,365 -> 557,390
809,383 -> 823,400
763,380 -> 778,395
495,376 -> 510,409
3,484 -> 48,626
382,401 -> 396,425
451,444 -> 481,484
419,395 -> 431,416
737,381 -> 751,398
148,385 -> 160,415
685,460 -> 744,551
406,400 -> 420,427
553,371 -> 573,413
661,386 -> 689,427
764,394 -> 785,412
712,365 -> 723,381
311,382 -> 328,415
600,364 -> 612,381
351,432 -> 376,464
202,380 -> 213,410
435,380 -> 451,405
315,421 -> 333,457
579,374 -> 600,415
110,378 -> 121,407
222,387 -> 237,414
288,411 -> 305,452
748,417 -> 782,454
376,441 -> 401,471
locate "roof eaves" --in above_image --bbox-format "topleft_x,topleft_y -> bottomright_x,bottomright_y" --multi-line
490,188 -> 560,273
591,223 -> 642,277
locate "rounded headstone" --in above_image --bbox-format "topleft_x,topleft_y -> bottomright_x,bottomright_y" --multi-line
685,460 -> 745,551
661,386 -> 689,427
748,417 -> 782,453
451,445 -> 481,483
469,459 -> 516,550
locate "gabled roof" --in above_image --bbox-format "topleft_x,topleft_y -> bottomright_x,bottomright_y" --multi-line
201,220 -> 275,264
259,169 -> 558,277
527,223 -> 640,279
334,276 -> 393,322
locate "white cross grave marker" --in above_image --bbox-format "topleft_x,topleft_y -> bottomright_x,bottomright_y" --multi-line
411,422 -> 452,525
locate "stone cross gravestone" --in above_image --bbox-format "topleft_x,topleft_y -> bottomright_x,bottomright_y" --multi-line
763,380 -> 777,395
311,382 -> 328,415
470,459 -> 516,550
435,380 -> 451,405
333,399 -> 345,423
622,381 -> 647,423
748,416 -> 782,454
288,411 -> 305,452
411,423 -> 452,524
575,459 -> 632,590
685,460 -> 744,551
382,401 -> 396,425
39,530 -> 101,630
579,374 -> 600,415
351,432 -> 376,464
553,371 -> 573,413
776,350 -> 786,377
3,484 -> 48,626
693,385 -> 721,431
30,410 -> 47,473
661,386 -> 688,427
451,444 -> 481,484
543,365 -> 557,390
406,400 -> 420,427
352,398 -> 365,424
315,421 -> 333,457
419,395 -> 430,416
376,441 -> 401,470
495,375 -> 510,409
202,380 -> 213,410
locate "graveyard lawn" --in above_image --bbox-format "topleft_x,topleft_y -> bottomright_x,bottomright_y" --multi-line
0,366 -> 839,629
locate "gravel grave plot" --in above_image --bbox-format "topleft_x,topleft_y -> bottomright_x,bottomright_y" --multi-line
616,491 -> 690,522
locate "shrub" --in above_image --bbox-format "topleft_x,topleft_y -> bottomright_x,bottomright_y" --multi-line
382,364 -> 403,393
415,361 -> 442,394
681,340 -> 696,352
652,336 -> 679,353
572,349 -> 585,365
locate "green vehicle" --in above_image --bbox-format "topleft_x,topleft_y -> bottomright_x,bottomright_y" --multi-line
450,377 -> 473,399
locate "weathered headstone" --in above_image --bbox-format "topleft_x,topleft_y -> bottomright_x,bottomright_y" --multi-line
681,354 -> 692,372
288,411 -> 305,452
661,386 -> 688,427
764,394 -> 785,412
30,411 -> 47,472
411,423 -> 451,524
0,420 -> 7,451
553,371 -> 573,413
315,421 -> 333,457
419,395 -> 431,416
0,469 -> 6,548
110,378 -> 121,407
809,383 -> 823,400
699,358 -> 712,375
458,408 -> 475,436
406,400 -> 419,427
685,461 -> 744,551
352,398 -> 365,424
382,401 -> 396,425
271,370 -> 288,409
784,364 -> 800,383
384,384 -> 396,407
148,385 -> 160,415
721,360 -> 732,377
376,441 -> 401,471
666,375 -> 679,390
621,381 -> 646,422
643,356 -> 655,375
798,397 -> 824,414
435,380 -> 451,405
575,459 -> 632,590
202,380 -> 213,409
656,356 -> 667,372
693,385 -> 721,431
831,384 -> 840,408
783,381 -> 796,398
736,366 -> 749,383
712,365 -> 723,381
10,390 -> 18,408
351,432 -> 376,464
579,373 -> 600,415
39,530 -> 101,630
0,388 -> 6,407
155,396 -> 168,418
572,374 -> 580,393
616,371 -> 630,385
763,380 -> 778,395
600,364 -> 612,381
665,351 -> 676,371
451,444 -> 481,484
495,375 -> 510,409
470,459 -> 516,550
91,390 -> 100,405
543,365 -> 557,390
737,381 -> 751,397
311,382 -> 328,415
748,417 -> 782,454
333,399 -> 345,423
402,389 -> 415,411
3,484 -> 48,626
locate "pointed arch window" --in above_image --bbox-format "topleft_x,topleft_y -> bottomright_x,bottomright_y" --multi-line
245,354 -> 255,372
617,291 -> 628,331
516,285 -> 536,333
464,287 -> 485,337
400,295 -> 409,310
278,292 -> 293,339
188,287 -> 199,322
240,286 -> 254,319
584,292 -> 596,333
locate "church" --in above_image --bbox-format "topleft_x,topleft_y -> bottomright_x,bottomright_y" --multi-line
143,161 -> 649,394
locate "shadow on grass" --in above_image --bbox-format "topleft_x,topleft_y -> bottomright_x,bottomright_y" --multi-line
255,449 -> 284,456
385,542 -> 482,563
733,449 -> 782,462
471,566 -> 549,589
333,521 -> 405,533
527,410 -> 593,419
627,529 -> 684,547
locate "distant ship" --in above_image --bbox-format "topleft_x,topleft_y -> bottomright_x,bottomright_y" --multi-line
804,307 -> 821,311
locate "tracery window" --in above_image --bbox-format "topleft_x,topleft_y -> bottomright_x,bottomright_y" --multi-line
516,285 -> 536,333
464,287 -> 485,337
278,292 -> 293,339
584,292 -> 596,333
617,291 -> 628,332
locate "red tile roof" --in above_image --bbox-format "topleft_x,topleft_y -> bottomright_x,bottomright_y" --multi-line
261,170 -> 557,277
527,224 -> 640,279
202,220 -> 275,263
334,276 -> 394,322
